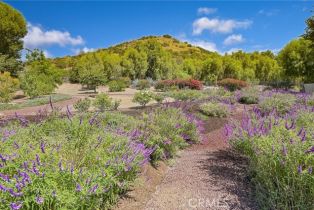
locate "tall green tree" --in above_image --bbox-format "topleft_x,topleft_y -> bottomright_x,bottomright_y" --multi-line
303,11 -> 314,44
73,54 -> 106,92
20,50 -> 64,98
0,2 -> 27,60
278,38 -> 314,83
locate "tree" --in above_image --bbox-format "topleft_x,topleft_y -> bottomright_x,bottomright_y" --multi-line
20,50 -> 64,98
0,2 -> 27,59
121,48 -> 148,79
278,38 -> 314,83
0,72 -> 19,103
74,54 -> 106,92
303,11 -> 314,44
200,56 -> 223,84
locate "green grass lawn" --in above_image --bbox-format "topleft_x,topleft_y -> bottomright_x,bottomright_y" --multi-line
0,94 -> 72,111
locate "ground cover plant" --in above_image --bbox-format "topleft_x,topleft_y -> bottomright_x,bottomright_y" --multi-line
259,91 -> 296,115
226,102 -> 314,209
0,104 -> 202,209
199,102 -> 229,118
238,87 -> 260,104
0,94 -> 72,111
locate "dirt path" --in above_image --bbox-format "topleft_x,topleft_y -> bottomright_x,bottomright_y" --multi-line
140,114 -> 257,210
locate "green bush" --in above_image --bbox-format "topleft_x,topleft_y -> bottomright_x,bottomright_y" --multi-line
108,80 -> 125,92
166,89 -> 205,101
20,51 -> 64,98
73,98 -> 91,112
94,93 -> 113,112
139,107 -> 200,162
132,90 -> 153,107
112,99 -> 121,110
239,87 -> 260,104
153,93 -> 165,104
199,102 -> 229,117
136,79 -> 150,90
0,72 -> 19,103
259,93 -> 296,115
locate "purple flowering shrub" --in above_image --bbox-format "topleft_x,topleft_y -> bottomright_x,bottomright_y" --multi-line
0,107 -> 202,209
137,107 -> 202,162
0,113 -> 152,209
226,106 -> 314,209
258,92 -> 297,115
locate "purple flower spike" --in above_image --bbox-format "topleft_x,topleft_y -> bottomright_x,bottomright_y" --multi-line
40,142 -> 45,153
282,145 -> 287,156
305,146 -> 314,153
10,202 -> 22,210
35,196 -> 44,204
308,167 -> 313,174
297,165 -> 302,174
76,184 -> 82,192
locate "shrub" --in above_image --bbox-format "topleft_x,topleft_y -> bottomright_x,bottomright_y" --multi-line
94,93 -> 113,112
227,109 -> 314,210
118,77 -> 131,87
217,78 -> 247,91
199,102 -> 229,117
132,90 -> 153,107
0,72 -> 19,103
0,113 -> 150,209
259,93 -> 296,115
73,98 -> 91,112
20,51 -> 64,98
166,89 -> 205,101
155,79 -> 203,91
136,79 -> 150,90
153,93 -> 165,104
238,87 -> 260,104
108,80 -> 125,92
112,99 -> 121,110
139,107 -> 201,162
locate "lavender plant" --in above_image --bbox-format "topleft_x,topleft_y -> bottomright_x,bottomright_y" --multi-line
226,105 -> 314,209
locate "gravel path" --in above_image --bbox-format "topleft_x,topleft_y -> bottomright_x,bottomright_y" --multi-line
144,116 -> 257,210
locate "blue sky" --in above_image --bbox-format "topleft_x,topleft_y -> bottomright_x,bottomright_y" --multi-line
5,1 -> 314,58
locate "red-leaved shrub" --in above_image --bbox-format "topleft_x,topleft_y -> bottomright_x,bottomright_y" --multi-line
217,78 -> 247,91
155,79 -> 203,90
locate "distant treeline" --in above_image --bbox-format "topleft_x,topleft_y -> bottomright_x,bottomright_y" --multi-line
52,35 -> 314,85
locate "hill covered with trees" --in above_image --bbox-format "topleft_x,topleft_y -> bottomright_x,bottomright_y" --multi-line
53,35 -> 289,85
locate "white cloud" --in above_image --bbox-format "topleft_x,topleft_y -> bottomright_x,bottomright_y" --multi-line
23,23 -> 84,49
43,50 -> 53,58
73,47 -> 95,55
193,17 -> 252,35
183,39 -> 218,52
197,7 -> 217,15
223,34 -> 245,46
258,9 -> 279,17
225,48 -> 242,54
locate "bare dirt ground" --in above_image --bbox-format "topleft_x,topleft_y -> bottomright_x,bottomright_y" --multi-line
0,83 -> 156,117
117,108 -> 257,210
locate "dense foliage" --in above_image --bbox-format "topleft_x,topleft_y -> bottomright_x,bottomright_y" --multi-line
199,102 -> 229,118
0,105 -> 202,209
20,50 -> 64,98
0,72 -> 19,103
226,98 -> 314,209
52,36 -> 298,85
0,2 -> 27,75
